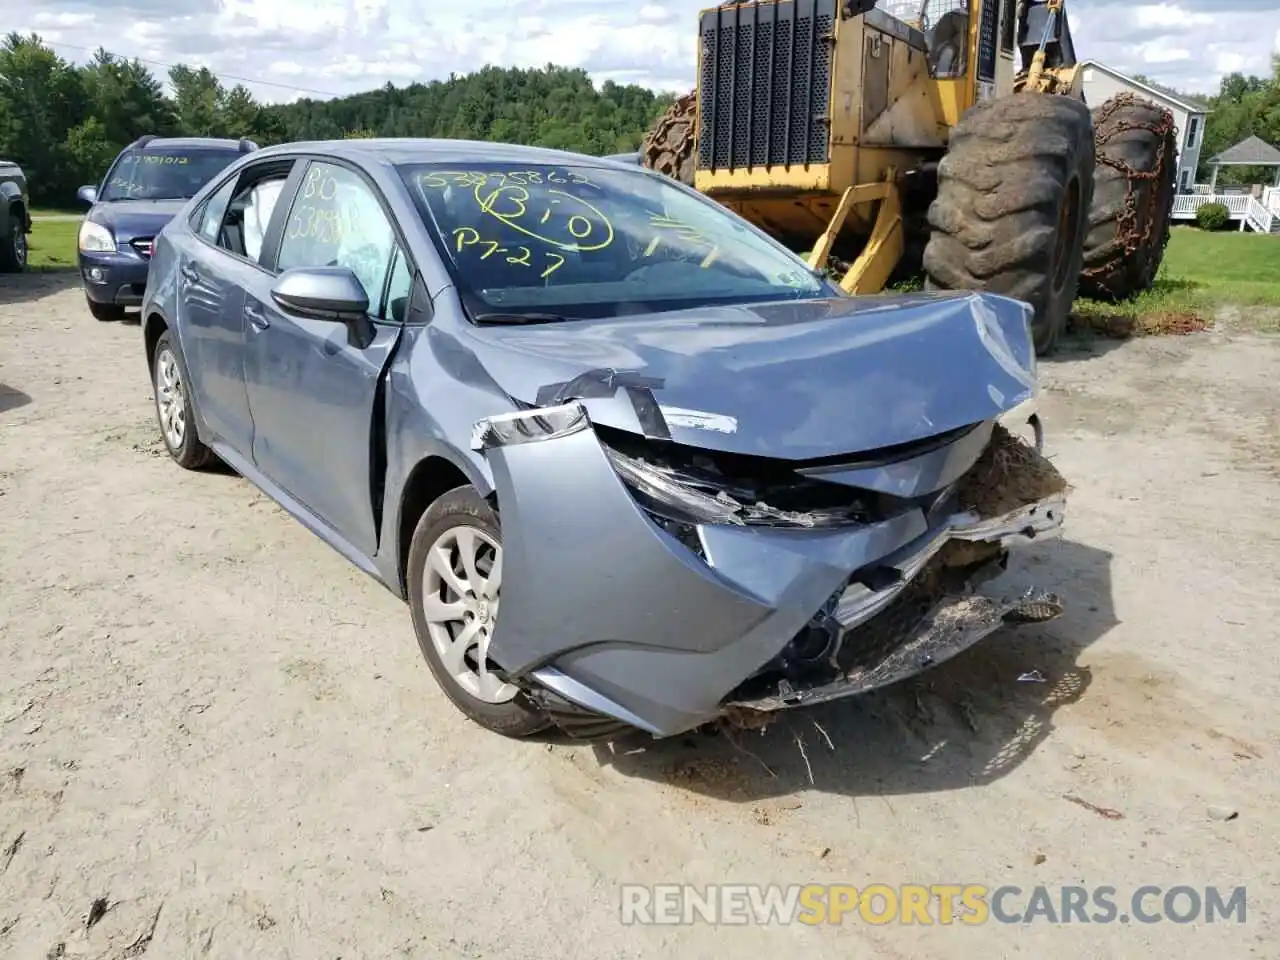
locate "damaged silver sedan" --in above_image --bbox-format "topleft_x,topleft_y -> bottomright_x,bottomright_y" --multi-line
140,138 -> 1068,741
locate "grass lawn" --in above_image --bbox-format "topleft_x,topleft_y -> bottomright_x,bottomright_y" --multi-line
30,207 -> 83,219
27,218 -> 78,271
1072,226 -> 1280,335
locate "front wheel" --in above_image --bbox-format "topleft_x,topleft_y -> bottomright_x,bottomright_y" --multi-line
87,297 -> 125,323
406,486 -> 550,738
923,92 -> 1096,356
0,213 -> 26,273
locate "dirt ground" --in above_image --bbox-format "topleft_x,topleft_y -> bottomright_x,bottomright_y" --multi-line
2,273 -> 1278,959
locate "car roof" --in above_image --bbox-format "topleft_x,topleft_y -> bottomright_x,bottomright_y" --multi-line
135,137 -> 245,151
249,137 -> 627,169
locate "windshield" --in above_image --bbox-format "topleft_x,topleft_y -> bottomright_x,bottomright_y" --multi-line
398,161 -> 832,321
100,147 -> 241,202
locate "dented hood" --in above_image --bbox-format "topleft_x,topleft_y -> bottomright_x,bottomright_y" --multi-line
463,292 -> 1037,460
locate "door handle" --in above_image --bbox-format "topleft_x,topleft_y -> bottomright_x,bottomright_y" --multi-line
179,262 -> 199,283
243,301 -> 270,331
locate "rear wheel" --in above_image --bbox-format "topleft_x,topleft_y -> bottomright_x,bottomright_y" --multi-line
87,297 -> 126,323
407,486 -> 551,738
0,212 -> 26,273
1079,93 -> 1178,301
151,329 -> 215,470
640,90 -> 697,186
923,92 -> 1096,356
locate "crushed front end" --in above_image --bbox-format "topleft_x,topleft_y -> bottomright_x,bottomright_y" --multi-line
473,402 -> 1067,740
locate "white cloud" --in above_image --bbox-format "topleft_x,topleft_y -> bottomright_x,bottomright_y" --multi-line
3,0 -> 1276,104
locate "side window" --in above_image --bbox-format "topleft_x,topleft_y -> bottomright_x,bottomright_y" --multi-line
277,161 -> 396,307
384,246 -> 414,322
196,178 -> 237,242
218,168 -> 292,263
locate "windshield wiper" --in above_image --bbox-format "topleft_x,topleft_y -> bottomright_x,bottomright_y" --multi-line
471,311 -> 570,325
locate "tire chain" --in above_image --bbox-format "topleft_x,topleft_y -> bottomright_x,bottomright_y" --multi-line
1080,92 -> 1176,297
640,90 -> 697,182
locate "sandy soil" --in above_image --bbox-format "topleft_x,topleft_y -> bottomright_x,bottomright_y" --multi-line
2,273 -> 1278,959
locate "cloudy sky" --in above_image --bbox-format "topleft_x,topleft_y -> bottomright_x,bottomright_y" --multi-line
10,0 -> 1280,103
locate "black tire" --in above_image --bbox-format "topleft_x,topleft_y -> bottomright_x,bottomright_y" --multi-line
151,329 -> 215,470
406,486 -> 551,738
640,90 -> 696,186
87,297 -> 126,323
1079,93 -> 1178,301
923,92 -> 1096,356
0,212 -> 26,273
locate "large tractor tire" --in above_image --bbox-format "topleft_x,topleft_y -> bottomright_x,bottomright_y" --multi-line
641,90 -> 697,186
1078,93 -> 1178,301
923,92 -> 1096,356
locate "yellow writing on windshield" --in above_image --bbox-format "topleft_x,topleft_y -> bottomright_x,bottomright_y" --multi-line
453,227 -> 566,279
644,213 -> 721,269
122,155 -> 190,165
417,169 -> 613,254
418,170 -> 597,190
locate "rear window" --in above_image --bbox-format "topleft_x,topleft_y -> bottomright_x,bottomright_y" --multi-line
101,147 -> 241,202
397,161 -> 829,321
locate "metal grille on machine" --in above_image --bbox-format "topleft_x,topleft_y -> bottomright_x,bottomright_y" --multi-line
696,0 -> 836,171
976,0 -> 999,83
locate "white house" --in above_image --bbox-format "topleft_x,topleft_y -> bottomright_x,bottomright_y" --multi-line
1078,60 -> 1211,194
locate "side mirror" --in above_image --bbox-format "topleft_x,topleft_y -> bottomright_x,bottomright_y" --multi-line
77,185 -> 98,206
270,266 -> 370,321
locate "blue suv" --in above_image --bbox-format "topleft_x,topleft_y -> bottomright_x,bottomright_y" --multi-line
76,135 -> 258,321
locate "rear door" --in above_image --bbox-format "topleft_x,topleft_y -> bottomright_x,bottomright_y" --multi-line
178,158 -> 300,454
241,158 -> 413,558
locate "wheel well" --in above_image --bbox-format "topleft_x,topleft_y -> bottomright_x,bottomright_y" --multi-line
397,456 -> 473,596
144,312 -> 168,368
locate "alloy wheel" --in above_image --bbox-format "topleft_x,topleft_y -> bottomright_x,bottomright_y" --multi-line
154,347 -> 187,451
420,525 -> 515,704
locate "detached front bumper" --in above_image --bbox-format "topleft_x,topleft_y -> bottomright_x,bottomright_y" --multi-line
474,403 -> 1066,739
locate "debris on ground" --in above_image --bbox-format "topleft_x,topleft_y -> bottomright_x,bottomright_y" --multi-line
1063,794 -> 1124,820
1207,805 -> 1239,822
2,830 -> 23,874
83,896 -> 109,930
1068,309 -> 1211,340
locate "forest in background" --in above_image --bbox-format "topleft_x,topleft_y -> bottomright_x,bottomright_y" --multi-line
1,30 -> 1278,206
0,33 -> 673,204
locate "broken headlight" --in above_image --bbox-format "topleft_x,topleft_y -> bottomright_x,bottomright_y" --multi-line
605,445 -> 749,525
600,437 -> 871,529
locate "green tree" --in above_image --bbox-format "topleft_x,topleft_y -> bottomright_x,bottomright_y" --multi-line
0,32 -> 89,202
82,49 -> 174,147
168,64 -> 222,137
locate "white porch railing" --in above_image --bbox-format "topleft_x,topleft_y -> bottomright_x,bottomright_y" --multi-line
1264,186 -> 1280,215
1171,193 -> 1250,218
1244,196 -> 1277,234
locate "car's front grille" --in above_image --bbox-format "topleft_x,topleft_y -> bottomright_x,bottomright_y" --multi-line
131,238 -> 154,259
696,0 -> 836,172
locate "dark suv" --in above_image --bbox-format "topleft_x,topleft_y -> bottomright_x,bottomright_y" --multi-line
76,135 -> 258,321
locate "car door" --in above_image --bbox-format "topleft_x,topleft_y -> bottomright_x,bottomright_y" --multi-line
241,158 -> 411,558
177,158 -> 300,454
